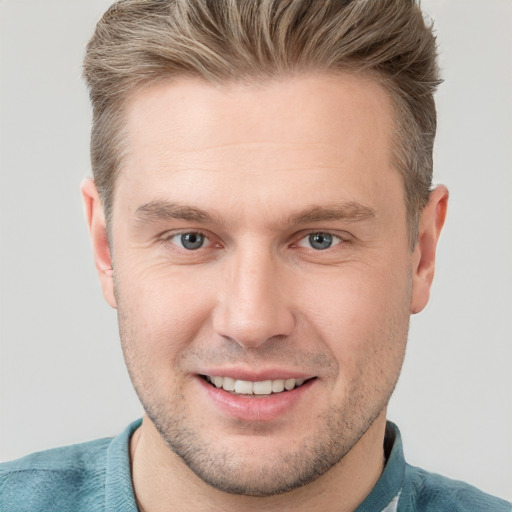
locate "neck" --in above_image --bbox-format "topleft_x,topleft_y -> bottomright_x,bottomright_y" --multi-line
130,413 -> 387,512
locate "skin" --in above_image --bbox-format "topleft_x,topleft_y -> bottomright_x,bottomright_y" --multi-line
82,74 -> 448,512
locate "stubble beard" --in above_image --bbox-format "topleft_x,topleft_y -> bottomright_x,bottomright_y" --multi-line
115,280 -> 409,497
121,335 -> 398,497
144,394 -> 387,497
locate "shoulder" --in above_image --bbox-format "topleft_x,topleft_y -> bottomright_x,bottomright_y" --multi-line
403,464 -> 512,512
0,437 -> 112,512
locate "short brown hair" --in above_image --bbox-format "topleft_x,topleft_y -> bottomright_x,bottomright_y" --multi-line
83,0 -> 441,246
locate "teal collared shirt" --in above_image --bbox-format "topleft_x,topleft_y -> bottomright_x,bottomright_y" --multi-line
1,420 -> 510,511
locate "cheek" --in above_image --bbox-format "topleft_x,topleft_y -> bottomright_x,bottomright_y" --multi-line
114,263 -> 217,365
299,262 -> 411,379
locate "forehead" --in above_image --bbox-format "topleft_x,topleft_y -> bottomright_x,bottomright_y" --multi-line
123,73 -> 394,159
114,73 -> 402,225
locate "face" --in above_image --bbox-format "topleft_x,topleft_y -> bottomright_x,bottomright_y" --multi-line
90,74 -> 427,496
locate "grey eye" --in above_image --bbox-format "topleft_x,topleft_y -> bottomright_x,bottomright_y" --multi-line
297,232 -> 342,251
308,233 -> 333,250
175,232 -> 206,250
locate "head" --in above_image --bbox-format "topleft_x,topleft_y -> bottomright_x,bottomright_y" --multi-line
82,0 -> 447,499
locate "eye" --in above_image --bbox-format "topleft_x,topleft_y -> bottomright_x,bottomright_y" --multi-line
297,232 -> 342,250
169,232 -> 208,250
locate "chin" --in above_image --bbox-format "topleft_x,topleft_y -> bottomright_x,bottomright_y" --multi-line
145,400 -> 382,497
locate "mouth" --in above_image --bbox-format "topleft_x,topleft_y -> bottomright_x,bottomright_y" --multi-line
200,374 -> 314,396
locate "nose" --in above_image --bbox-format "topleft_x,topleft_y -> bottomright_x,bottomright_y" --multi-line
212,244 -> 296,349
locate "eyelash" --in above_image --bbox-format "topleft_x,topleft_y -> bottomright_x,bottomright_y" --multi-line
296,232 -> 344,251
161,230 -> 349,253
164,231 -> 216,251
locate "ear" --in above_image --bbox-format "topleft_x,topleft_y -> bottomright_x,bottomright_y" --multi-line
410,185 -> 449,314
81,178 -> 117,309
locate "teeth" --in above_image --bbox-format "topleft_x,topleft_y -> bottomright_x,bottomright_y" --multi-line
234,380 -> 253,394
271,379 -> 285,393
205,376 -> 308,395
222,376 -> 236,391
253,380 -> 272,395
284,378 -> 295,391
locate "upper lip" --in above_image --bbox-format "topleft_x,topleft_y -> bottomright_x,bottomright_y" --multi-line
196,368 -> 315,381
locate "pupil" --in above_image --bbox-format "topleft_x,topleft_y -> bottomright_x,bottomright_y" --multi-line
181,232 -> 204,250
309,233 -> 332,250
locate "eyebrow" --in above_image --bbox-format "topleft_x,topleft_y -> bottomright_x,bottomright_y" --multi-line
134,200 -> 376,226
135,201 -> 215,223
288,203 -> 376,224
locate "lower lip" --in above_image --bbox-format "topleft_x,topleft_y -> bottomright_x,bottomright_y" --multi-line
197,377 -> 315,422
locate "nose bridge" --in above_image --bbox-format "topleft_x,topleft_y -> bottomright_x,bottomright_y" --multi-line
213,241 -> 295,348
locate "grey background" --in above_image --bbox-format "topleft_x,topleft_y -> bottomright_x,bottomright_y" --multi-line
1,0 -> 511,502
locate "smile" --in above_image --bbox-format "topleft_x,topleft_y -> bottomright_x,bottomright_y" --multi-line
202,375 -> 309,395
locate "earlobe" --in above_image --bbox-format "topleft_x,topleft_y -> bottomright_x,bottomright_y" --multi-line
410,185 -> 449,314
81,179 -> 117,309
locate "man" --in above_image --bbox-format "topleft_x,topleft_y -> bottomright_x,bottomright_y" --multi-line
0,0 -> 510,511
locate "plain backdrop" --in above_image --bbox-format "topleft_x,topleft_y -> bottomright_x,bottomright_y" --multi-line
1,0 -> 511,502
